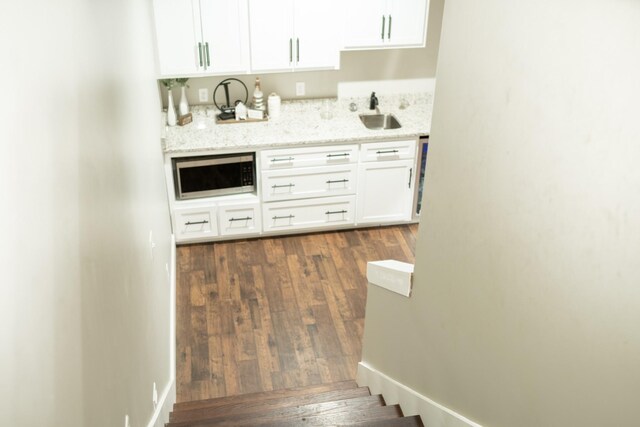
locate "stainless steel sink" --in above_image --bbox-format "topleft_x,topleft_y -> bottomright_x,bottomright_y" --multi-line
359,113 -> 402,130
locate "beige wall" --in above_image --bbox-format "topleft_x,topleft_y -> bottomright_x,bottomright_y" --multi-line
160,0 -> 444,106
361,1 -> 640,426
0,0 -> 173,426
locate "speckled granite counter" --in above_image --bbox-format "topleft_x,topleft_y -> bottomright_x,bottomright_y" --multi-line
162,92 -> 433,154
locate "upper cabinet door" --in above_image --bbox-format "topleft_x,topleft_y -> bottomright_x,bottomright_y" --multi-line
153,0 -> 202,76
153,0 -> 251,77
293,1 -> 341,70
199,0 -> 250,74
249,0 -> 294,72
343,0 -> 428,50
249,0 -> 340,73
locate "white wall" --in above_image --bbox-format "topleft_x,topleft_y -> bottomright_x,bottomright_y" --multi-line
361,1 -> 640,426
0,0 -> 173,426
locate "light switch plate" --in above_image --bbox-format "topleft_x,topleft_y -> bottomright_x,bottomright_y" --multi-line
199,88 -> 209,102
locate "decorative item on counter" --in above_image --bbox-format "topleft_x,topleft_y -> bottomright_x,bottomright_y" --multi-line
176,78 -> 190,116
268,92 -> 281,119
399,98 -> 410,110
247,108 -> 264,120
213,78 -> 248,121
161,79 -> 177,126
178,113 -> 192,126
349,102 -> 358,112
235,101 -> 248,120
252,77 -> 265,111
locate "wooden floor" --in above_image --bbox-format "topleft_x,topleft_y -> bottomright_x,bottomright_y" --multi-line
176,224 -> 419,403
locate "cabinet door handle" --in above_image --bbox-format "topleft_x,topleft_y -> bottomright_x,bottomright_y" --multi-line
326,210 -> 347,215
381,15 -> 386,40
185,220 -> 208,226
272,214 -> 295,220
198,42 -> 203,67
289,38 -> 293,63
388,15 -> 392,39
229,216 -> 252,222
296,38 -> 300,63
376,149 -> 399,155
271,157 -> 294,163
408,167 -> 413,188
326,153 -> 350,158
205,42 -> 210,67
272,183 -> 295,189
326,179 -> 349,184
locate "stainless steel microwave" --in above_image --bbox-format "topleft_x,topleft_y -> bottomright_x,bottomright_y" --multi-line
172,153 -> 256,200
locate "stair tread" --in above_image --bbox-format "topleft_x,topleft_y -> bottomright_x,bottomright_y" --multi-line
169,387 -> 372,423
254,405 -> 404,427
173,380 -> 358,412
166,395 -> 386,427
349,414 -> 424,427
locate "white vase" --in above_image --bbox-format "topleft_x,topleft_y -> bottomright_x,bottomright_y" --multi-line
167,89 -> 177,126
178,86 -> 189,116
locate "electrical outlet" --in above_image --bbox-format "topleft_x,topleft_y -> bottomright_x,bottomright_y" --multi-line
124,415 -> 130,427
296,82 -> 305,96
198,88 -> 209,102
152,382 -> 158,406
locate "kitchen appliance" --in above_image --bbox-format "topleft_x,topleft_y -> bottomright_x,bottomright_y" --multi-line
172,153 -> 256,200
412,136 -> 429,219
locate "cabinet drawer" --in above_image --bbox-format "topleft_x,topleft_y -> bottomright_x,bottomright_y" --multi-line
360,139 -> 417,162
262,195 -> 356,233
174,207 -> 218,242
218,202 -> 262,237
261,164 -> 357,202
260,144 -> 358,169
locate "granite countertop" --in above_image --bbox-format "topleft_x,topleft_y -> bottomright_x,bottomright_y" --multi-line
162,92 -> 433,154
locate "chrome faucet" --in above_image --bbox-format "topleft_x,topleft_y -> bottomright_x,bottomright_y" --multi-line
369,92 -> 379,113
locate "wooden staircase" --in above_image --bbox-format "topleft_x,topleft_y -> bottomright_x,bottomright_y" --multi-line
167,380 -> 423,426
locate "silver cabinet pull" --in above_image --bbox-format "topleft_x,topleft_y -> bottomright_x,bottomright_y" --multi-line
198,42 -> 203,67
326,179 -> 349,184
376,149 -> 399,154
381,15 -> 386,40
296,37 -> 300,63
289,38 -> 293,63
272,183 -> 295,189
272,214 -> 295,220
326,210 -> 347,215
185,220 -> 208,226
408,167 -> 413,188
388,15 -> 392,39
229,216 -> 252,222
326,153 -> 349,158
205,42 -> 210,67
271,157 -> 294,162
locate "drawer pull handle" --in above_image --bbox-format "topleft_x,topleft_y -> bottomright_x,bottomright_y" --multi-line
326,210 -> 348,215
326,179 -> 349,184
326,153 -> 350,158
229,216 -> 252,222
185,220 -> 209,226
272,215 -> 295,220
271,157 -> 294,162
272,183 -> 295,189
376,149 -> 399,155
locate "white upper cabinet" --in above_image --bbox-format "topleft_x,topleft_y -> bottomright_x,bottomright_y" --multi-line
248,0 -> 341,72
343,0 -> 428,50
153,0 -> 250,77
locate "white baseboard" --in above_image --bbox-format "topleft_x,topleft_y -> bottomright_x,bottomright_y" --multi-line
147,378 -> 175,427
356,362 -> 482,427
147,234 -> 177,427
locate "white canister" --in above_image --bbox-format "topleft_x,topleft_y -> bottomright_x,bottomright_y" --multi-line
268,92 -> 281,119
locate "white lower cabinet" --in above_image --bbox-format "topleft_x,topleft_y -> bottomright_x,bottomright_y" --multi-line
263,195 -> 356,233
218,201 -> 261,237
174,206 -> 218,243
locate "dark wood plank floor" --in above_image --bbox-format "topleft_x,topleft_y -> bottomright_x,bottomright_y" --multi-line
176,224 -> 419,403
